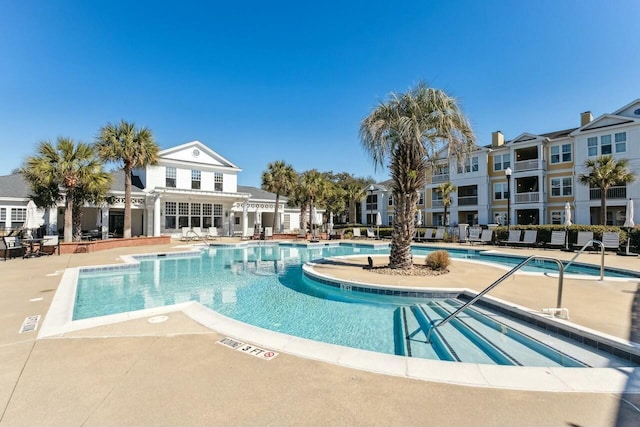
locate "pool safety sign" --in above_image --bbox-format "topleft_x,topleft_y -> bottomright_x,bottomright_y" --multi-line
19,315 -> 40,333
217,337 -> 279,361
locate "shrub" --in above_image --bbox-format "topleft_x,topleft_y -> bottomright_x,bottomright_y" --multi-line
425,250 -> 450,271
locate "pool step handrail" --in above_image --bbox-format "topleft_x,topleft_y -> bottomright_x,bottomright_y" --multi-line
426,255 -> 565,343
563,239 -> 604,281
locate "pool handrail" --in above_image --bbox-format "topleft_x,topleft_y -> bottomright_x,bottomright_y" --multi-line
563,239 -> 604,281
425,255 -> 565,343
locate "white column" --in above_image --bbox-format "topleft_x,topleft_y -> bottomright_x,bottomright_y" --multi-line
100,207 -> 109,239
242,204 -> 249,237
153,196 -> 161,237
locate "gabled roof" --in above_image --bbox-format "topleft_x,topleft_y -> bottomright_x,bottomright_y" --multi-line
612,98 -> 640,116
569,114 -> 637,136
158,140 -> 241,170
237,185 -> 287,202
508,133 -> 544,144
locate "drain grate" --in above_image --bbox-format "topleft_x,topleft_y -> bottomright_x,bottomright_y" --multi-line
20,315 -> 40,333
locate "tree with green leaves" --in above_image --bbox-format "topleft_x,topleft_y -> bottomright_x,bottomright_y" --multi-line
437,182 -> 457,226
344,181 -> 369,224
360,82 -> 475,269
261,161 -> 297,232
299,170 -> 328,234
22,138 -> 111,242
578,155 -> 636,225
96,120 -> 159,238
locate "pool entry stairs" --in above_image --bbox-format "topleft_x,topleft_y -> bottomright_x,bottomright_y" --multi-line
393,300 -> 586,367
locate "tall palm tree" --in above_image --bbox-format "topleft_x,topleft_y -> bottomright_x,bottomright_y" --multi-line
261,161 -> 297,232
287,183 -> 308,232
578,155 -> 636,225
22,138 -> 110,242
360,82 -> 475,269
299,170 -> 328,234
437,182 -> 457,226
344,181 -> 367,224
96,120 -> 159,238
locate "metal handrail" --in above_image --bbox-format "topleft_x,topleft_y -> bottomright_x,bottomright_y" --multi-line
563,239 -> 605,281
425,255 -> 565,343
188,230 -> 209,245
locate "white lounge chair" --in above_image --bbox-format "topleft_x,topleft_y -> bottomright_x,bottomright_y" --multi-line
191,227 -> 202,239
366,228 -> 376,239
180,227 -> 192,241
41,235 -> 60,256
352,228 -> 362,239
518,230 -> 538,247
467,228 -> 481,243
425,228 -> 445,242
545,231 -> 566,249
572,231 -> 594,251
470,229 -> 493,245
602,232 -> 620,251
500,230 -> 522,246
205,227 -> 218,240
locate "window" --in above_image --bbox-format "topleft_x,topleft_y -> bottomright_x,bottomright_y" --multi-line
214,173 -> 223,191
587,137 -> 598,157
417,192 -> 424,205
203,203 -> 213,228
388,215 -> 393,225
615,132 -> 626,153
388,195 -> 393,206
11,208 -> 26,222
165,202 -> 176,229
458,156 -> 479,173
600,135 -> 612,155
493,183 -> 508,200
550,177 -> 572,197
191,170 -> 201,190
190,203 -> 201,227
166,167 -> 176,187
178,202 -> 189,228
0,207 -> 5,229
550,144 -> 571,164
550,210 -> 565,225
493,153 -> 510,171
213,204 -> 223,227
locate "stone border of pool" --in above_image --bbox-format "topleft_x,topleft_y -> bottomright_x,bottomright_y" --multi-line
37,246 -> 640,394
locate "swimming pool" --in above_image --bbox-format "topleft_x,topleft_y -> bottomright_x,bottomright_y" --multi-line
71,243 -> 639,370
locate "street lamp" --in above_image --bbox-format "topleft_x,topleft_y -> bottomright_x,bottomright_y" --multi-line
505,167 -> 512,232
367,184 -> 375,225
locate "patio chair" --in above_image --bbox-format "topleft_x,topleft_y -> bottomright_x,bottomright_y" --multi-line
191,227 -> 203,240
517,230 -> 538,247
425,228 -> 445,242
601,231 -> 621,252
264,227 -> 273,240
352,228 -> 362,239
366,228 -> 376,239
571,231 -> 594,251
205,227 -> 218,240
500,230 -> 522,246
40,235 -> 60,256
1,236 -> 24,260
180,227 -> 192,241
470,229 -> 493,245
545,230 -> 566,249
467,228 -> 481,244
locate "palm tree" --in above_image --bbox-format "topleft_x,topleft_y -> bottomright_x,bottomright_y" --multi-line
96,120 -> 159,238
578,155 -> 636,225
261,161 -> 297,232
360,82 -> 475,269
299,170 -> 328,235
344,181 -> 368,224
287,183 -> 309,232
22,138 -> 110,242
437,182 -> 457,226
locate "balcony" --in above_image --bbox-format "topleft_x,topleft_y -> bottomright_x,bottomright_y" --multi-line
432,200 -> 444,208
514,192 -> 540,204
514,159 -> 539,172
431,173 -> 450,184
458,196 -> 478,206
589,186 -> 627,200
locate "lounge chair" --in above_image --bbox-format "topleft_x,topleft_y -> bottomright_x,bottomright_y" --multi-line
518,230 -> 538,247
602,232 -> 621,252
467,228 -> 481,244
414,229 -> 431,242
545,230 -> 566,249
352,228 -> 362,239
41,235 -> 60,256
470,229 -> 493,245
329,229 -> 344,240
366,228 -> 376,239
205,227 -> 218,240
180,227 -> 192,241
571,231 -> 594,251
191,227 -> 202,239
425,228 -> 445,242
500,230 -> 522,246
264,227 -> 273,240
1,236 -> 23,260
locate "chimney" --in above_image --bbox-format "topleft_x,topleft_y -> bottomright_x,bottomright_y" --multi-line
492,131 -> 504,147
581,111 -> 593,126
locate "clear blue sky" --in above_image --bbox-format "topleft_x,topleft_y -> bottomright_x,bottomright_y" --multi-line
1,0 -> 639,187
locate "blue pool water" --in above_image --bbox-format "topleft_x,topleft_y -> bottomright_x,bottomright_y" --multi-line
73,243 -> 638,366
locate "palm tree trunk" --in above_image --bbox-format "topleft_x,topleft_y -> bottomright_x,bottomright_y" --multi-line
601,189 -> 608,225
389,192 -> 416,269
72,202 -> 83,242
272,193 -> 280,232
444,205 -> 449,226
309,198 -> 314,238
64,191 -> 73,243
124,167 -> 132,238
350,200 -> 357,225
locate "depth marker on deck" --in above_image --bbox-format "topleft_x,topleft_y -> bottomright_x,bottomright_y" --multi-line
20,315 -> 40,333
217,337 -> 279,360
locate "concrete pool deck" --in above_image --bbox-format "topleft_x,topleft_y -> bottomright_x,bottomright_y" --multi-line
1,239 -> 639,426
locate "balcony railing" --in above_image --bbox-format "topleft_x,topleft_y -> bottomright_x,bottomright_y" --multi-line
432,200 -> 444,208
514,159 -> 539,172
458,196 -> 478,206
431,174 -> 450,184
514,192 -> 540,204
589,186 -> 627,200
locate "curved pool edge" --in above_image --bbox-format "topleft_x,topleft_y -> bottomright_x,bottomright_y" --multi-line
36,250 -> 640,394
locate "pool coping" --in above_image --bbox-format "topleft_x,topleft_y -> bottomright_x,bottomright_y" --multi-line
37,247 -> 640,394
